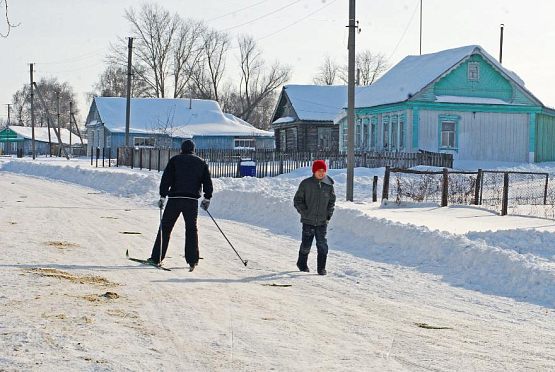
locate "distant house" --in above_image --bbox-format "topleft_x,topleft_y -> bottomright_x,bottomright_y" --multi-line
0,125 -> 86,156
270,85 -> 367,152
335,45 -> 555,163
85,97 -> 274,156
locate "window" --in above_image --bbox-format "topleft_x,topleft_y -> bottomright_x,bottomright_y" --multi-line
10,142 -> 17,152
441,121 -> 456,148
362,118 -> 369,149
468,62 -> 479,81
382,116 -> 389,150
90,131 -> 95,148
355,118 -> 362,149
391,116 -> 398,150
342,123 -> 348,150
286,127 -> 297,151
280,130 -> 286,151
399,116 -> 405,148
97,129 -> 101,147
370,117 -> 377,149
318,128 -> 332,150
133,137 -> 156,148
234,139 -> 255,149
106,135 -> 112,149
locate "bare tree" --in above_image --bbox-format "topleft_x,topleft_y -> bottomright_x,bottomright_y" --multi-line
0,0 -> 19,38
109,3 -> 180,98
339,50 -> 389,85
172,19 -> 205,98
234,35 -> 291,125
189,29 -> 230,102
11,77 -> 80,129
89,64 -> 150,99
313,55 -> 340,85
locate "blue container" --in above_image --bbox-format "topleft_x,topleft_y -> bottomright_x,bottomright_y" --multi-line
240,160 -> 256,177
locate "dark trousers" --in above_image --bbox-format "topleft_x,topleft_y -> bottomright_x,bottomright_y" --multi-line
150,198 -> 199,265
300,223 -> 328,256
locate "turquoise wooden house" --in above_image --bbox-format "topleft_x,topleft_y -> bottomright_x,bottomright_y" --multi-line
85,97 -> 274,156
0,125 -> 85,156
335,45 -> 555,163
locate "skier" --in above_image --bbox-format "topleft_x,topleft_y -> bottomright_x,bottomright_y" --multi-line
293,159 -> 336,275
148,139 -> 213,271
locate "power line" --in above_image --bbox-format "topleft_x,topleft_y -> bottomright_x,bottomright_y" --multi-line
219,0 -> 301,32
35,46 -> 109,65
254,0 -> 339,42
207,0 -> 273,22
36,61 -> 106,74
387,0 -> 420,62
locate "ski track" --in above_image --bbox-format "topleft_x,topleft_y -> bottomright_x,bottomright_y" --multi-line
1,168 -> 555,370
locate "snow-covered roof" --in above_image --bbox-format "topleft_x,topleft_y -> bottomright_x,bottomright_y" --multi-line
355,45 -> 539,108
272,116 -> 295,124
434,95 -> 510,105
8,126 -> 86,145
91,97 -> 272,137
283,85 -> 368,122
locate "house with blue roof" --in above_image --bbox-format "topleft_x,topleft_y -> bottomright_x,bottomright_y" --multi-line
85,97 -> 274,156
270,85 -> 367,151
335,45 -> 555,163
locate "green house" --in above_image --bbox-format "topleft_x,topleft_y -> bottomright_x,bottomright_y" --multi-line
0,127 -> 24,155
335,45 -> 555,163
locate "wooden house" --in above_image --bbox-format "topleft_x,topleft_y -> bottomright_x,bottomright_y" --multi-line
85,97 -> 274,156
335,45 -> 555,163
270,85 -> 367,152
0,125 -> 85,156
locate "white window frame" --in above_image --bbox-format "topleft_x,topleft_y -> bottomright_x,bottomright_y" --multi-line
133,137 -> 156,148
440,121 -> 456,149
468,62 -> 480,81
234,138 -> 255,149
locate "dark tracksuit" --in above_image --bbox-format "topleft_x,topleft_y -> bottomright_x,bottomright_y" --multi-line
293,175 -> 336,272
150,150 -> 213,265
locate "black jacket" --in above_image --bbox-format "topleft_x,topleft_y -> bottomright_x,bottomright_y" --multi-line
293,175 -> 336,226
160,152 -> 213,199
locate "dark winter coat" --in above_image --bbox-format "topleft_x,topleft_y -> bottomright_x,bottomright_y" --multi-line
160,151 -> 213,199
293,175 -> 336,226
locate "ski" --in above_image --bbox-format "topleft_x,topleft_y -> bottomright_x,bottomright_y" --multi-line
126,250 -> 171,271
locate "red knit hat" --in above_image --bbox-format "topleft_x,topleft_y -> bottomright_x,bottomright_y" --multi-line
312,159 -> 327,173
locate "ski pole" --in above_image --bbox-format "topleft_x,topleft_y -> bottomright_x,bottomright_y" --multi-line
204,209 -> 248,267
159,204 -> 163,264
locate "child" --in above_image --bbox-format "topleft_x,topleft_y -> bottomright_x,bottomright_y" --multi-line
293,160 -> 336,275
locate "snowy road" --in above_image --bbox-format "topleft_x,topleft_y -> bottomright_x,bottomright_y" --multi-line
1,171 -> 555,371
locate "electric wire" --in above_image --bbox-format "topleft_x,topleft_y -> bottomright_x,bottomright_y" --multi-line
219,0 -> 301,32
206,0 -> 273,22
387,0 -> 420,62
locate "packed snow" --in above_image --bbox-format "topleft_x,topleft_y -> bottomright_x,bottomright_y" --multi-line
1,156 -> 555,371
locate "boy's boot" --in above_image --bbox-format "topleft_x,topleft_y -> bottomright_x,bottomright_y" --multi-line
317,254 -> 327,276
296,252 -> 310,272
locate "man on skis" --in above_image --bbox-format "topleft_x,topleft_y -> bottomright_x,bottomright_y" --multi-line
293,160 -> 336,275
148,139 -> 213,271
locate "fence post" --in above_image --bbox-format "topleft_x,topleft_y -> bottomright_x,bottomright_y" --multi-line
441,168 -> 449,207
90,147 -> 93,166
501,172 -> 509,216
544,174 -> 549,205
130,147 -> 134,169
148,148 -> 152,171
102,148 -> 105,167
474,168 -> 482,205
139,148 -> 143,170
236,158 -> 241,178
108,148 -> 111,167
116,147 -> 119,167
279,156 -> 284,175
381,166 -> 390,202
96,148 -> 99,168
372,175 -> 378,202
157,149 -> 161,172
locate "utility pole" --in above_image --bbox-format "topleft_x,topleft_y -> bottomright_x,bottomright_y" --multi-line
125,37 -> 133,147
30,63 -> 36,159
56,91 -> 61,157
5,103 -> 10,155
420,0 -> 423,55
346,0 -> 356,201
499,24 -> 504,64
69,101 -> 73,155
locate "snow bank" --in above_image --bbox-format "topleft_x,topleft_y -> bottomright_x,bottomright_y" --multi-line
2,157 -> 555,306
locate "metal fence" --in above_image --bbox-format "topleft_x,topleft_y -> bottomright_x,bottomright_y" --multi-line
114,147 -> 453,178
383,167 -> 553,219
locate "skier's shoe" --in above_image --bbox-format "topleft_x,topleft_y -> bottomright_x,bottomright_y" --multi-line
296,263 -> 310,273
189,263 -> 198,272
318,269 -> 327,276
146,258 -> 161,265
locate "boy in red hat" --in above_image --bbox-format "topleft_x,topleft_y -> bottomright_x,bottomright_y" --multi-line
293,160 -> 336,275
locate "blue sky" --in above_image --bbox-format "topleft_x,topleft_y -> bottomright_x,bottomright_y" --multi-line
1,0 -> 554,122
